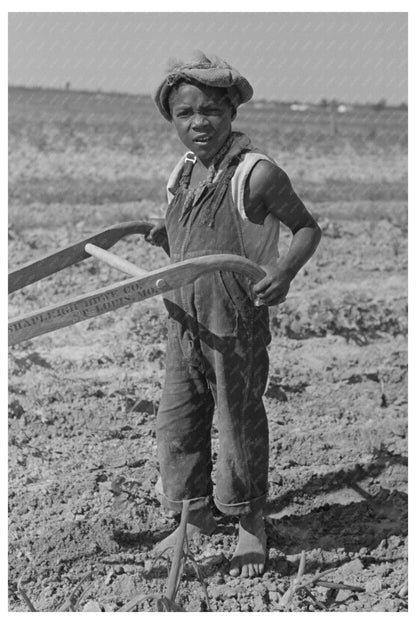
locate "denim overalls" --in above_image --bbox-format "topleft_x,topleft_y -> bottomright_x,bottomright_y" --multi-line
156,146 -> 271,516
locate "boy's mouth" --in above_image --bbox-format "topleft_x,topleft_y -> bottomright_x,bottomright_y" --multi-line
193,135 -> 212,145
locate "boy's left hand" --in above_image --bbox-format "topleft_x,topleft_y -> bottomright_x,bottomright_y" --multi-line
252,263 -> 294,306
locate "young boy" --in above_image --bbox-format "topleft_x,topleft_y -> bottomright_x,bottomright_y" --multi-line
147,51 -> 321,578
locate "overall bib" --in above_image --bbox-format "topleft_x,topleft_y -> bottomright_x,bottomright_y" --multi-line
156,147 -> 271,516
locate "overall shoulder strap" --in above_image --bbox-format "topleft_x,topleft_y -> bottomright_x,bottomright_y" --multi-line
178,152 -> 197,189
201,156 -> 242,228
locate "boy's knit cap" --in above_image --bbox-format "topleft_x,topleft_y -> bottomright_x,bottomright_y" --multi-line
154,50 -> 254,121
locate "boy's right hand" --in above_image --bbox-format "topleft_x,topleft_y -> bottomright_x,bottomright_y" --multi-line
145,219 -> 168,246
145,219 -> 170,255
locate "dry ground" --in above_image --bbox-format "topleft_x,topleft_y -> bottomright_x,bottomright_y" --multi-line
8,87 -> 407,612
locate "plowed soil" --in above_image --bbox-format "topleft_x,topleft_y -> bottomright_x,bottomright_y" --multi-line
8,87 -> 407,612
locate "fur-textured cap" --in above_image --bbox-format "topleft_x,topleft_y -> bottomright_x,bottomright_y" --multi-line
154,50 -> 254,121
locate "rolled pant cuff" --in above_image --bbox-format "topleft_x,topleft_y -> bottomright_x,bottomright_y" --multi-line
214,492 -> 267,516
159,491 -> 212,514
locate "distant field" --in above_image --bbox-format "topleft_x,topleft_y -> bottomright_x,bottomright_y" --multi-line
9,87 -> 407,215
9,86 -> 408,148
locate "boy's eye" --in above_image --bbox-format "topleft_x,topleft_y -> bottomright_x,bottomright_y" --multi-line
173,106 -> 225,120
203,108 -> 220,115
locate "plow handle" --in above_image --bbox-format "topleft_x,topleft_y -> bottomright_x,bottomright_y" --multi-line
8,254 -> 266,346
8,220 -> 158,293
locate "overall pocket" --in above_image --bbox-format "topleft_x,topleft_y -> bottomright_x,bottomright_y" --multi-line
194,271 -> 253,338
217,271 -> 254,328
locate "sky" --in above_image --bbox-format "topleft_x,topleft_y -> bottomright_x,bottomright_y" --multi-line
8,11 -> 408,105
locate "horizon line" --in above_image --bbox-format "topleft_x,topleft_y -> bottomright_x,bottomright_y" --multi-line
8,83 -> 408,109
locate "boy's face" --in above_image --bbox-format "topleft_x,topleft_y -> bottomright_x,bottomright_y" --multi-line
169,83 -> 235,166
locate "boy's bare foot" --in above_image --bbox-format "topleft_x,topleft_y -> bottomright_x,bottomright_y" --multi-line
229,511 -> 267,577
153,509 -> 217,554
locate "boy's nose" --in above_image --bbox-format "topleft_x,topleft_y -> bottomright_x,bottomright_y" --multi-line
191,114 -> 209,129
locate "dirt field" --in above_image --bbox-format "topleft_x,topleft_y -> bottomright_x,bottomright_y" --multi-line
8,87 -> 408,612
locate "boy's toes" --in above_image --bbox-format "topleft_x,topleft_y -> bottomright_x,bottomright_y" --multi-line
247,563 -> 258,578
242,561 -> 264,577
230,556 -> 266,577
254,562 -> 265,576
229,556 -> 242,577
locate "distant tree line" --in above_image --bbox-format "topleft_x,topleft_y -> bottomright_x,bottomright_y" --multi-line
320,97 -> 407,112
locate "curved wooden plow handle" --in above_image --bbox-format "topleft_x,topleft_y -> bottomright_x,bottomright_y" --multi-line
8,254 -> 266,346
8,220 -> 157,293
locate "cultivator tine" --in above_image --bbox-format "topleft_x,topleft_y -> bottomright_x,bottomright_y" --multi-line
8,254 -> 266,346
8,220 -> 156,293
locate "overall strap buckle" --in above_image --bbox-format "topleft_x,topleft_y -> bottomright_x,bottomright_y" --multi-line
184,152 -> 197,164
180,153 -> 197,191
